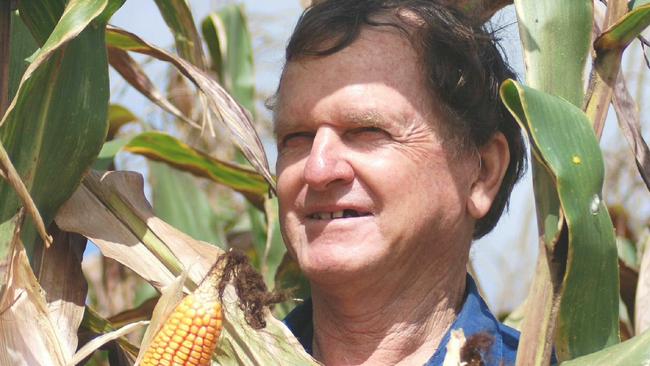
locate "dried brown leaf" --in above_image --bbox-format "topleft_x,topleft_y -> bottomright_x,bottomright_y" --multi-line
612,71 -> 650,191
71,320 -> 148,366
0,232 -> 67,365
32,225 -> 88,360
108,296 -> 159,327
108,47 -> 201,129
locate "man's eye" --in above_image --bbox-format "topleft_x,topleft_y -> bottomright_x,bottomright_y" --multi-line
281,132 -> 313,147
351,127 -> 389,138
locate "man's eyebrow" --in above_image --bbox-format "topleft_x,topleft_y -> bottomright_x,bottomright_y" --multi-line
342,109 -> 390,128
273,109 -> 392,137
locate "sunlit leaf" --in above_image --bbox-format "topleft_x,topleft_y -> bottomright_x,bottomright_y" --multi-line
502,80 -> 619,361
124,131 -> 269,198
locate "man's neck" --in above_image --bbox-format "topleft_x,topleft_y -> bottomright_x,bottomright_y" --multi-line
310,257 -> 467,366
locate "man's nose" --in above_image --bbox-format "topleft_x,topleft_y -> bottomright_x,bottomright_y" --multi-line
303,128 -> 354,190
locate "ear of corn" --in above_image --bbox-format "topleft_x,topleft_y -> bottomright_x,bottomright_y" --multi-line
140,268 -> 223,366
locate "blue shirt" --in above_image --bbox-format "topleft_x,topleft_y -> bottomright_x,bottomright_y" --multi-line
283,275 -> 520,365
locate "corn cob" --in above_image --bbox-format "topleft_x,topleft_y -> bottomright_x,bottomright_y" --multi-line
141,268 -> 223,366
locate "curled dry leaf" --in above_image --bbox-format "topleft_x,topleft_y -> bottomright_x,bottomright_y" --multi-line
106,26 -> 275,190
55,170 -> 317,365
70,320 -> 149,366
0,226 -> 67,366
108,47 -> 201,129
612,71 -> 650,191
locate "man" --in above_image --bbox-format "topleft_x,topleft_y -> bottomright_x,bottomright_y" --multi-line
270,0 -> 527,364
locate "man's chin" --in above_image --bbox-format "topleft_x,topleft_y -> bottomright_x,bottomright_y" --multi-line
299,253 -> 381,287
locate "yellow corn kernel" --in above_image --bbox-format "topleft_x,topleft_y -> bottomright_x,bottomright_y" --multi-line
139,266 -> 224,366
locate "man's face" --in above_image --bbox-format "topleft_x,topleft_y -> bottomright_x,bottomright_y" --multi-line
274,28 -> 478,286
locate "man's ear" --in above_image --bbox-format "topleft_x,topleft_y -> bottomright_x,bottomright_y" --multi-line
467,132 -> 510,219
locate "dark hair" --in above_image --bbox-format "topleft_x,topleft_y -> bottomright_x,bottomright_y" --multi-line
279,0 -> 527,238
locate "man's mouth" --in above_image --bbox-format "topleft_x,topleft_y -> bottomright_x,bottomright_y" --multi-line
307,209 -> 371,220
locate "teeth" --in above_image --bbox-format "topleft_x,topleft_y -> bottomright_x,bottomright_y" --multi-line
310,210 -> 368,220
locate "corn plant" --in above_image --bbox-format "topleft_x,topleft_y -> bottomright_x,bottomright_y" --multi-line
0,0 -> 648,365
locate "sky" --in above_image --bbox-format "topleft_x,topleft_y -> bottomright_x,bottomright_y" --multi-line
107,0 -> 650,315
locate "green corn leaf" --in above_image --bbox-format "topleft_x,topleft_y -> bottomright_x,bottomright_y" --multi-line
93,138 -> 128,171
511,2 -> 594,364
501,80 -> 619,361
585,4 -> 649,135
560,329 -> 650,365
8,11 -> 38,102
513,0 -> 592,107
107,104 -> 138,140
273,253 -> 311,319
202,5 -> 256,112
0,0 -> 124,257
149,161 -> 226,247
247,197 -> 286,289
124,131 -> 269,199
595,4 -> 650,52
630,0 -> 650,9
153,0 -> 206,68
